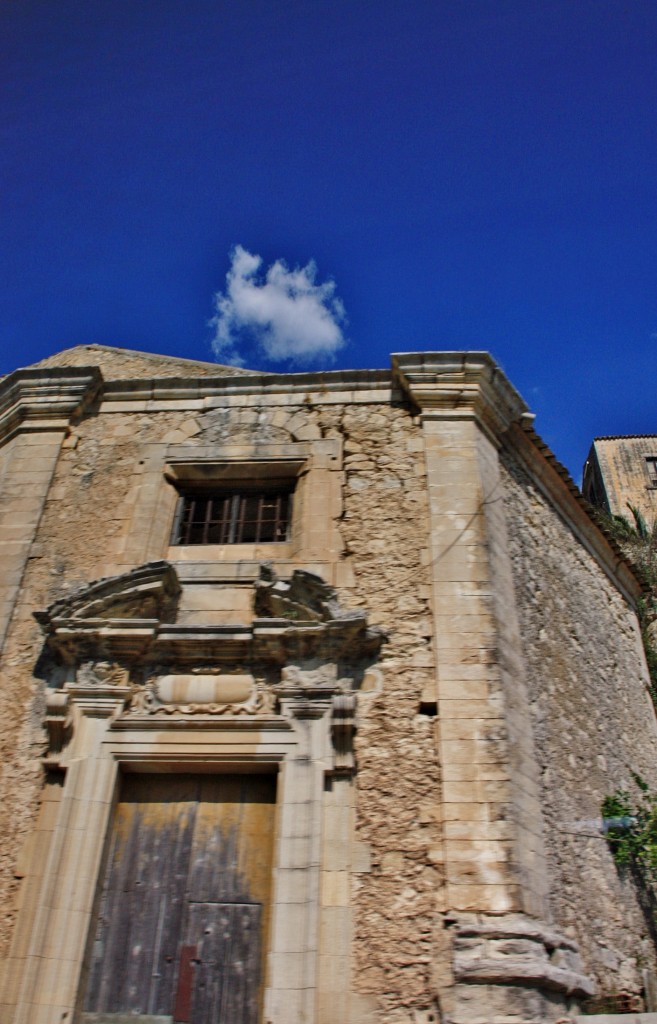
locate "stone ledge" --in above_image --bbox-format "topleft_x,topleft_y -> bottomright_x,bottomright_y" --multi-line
454,911 -> 580,952
392,351 -> 531,442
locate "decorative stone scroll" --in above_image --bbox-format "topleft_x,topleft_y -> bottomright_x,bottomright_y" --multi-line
77,661 -> 129,688
279,663 -> 340,689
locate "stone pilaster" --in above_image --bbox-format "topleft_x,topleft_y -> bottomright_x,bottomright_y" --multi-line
393,352 -> 593,1021
0,367 -> 102,651
9,692 -> 123,1024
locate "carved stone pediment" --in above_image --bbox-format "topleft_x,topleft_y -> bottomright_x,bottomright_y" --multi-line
36,560 -> 180,624
256,566 -> 362,623
36,562 -> 382,776
35,563 -> 386,667
253,567 -> 386,664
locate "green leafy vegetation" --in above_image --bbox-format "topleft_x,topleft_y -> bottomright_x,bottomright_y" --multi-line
602,776 -> 657,968
599,504 -> 657,589
602,774 -> 657,878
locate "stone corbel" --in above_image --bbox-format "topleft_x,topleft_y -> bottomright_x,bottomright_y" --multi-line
44,660 -> 138,763
273,671 -> 337,772
331,692 -> 357,775
66,661 -> 132,719
274,672 -> 358,772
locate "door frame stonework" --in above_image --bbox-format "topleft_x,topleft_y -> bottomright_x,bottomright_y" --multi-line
3,561 -> 381,1024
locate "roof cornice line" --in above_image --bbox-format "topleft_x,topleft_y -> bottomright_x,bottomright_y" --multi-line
391,351 -> 643,603
98,367 -> 394,402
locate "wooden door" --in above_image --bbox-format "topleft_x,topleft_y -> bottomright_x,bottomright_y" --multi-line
83,773 -> 276,1023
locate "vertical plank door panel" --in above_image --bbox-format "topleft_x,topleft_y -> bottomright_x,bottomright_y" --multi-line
82,772 -> 276,1024
184,902 -> 262,1024
84,775 -> 197,1015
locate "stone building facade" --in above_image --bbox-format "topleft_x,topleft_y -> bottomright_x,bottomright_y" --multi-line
583,434 -> 657,521
0,344 -> 656,1024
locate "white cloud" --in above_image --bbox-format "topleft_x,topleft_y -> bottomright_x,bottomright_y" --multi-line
210,246 -> 347,366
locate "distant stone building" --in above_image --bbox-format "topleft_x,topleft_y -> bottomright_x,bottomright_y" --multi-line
583,434 -> 657,521
1,344 -> 657,1024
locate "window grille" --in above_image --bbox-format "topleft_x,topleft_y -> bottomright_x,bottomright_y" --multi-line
172,489 -> 292,545
647,457 -> 657,487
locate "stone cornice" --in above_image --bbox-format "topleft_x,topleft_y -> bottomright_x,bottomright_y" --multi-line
0,366 -> 102,444
100,368 -> 392,403
392,351 -> 533,443
39,612 -> 385,666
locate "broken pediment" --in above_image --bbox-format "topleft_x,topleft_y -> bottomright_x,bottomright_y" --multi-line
38,563 -> 383,780
34,562 -> 386,667
252,566 -> 386,663
256,565 -> 368,624
35,561 -> 181,627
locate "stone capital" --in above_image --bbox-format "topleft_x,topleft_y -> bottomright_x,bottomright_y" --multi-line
392,351 -> 533,442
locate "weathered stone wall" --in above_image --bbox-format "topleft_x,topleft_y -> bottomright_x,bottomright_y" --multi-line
6,345 -> 656,1020
313,400 -> 443,1022
501,445 -> 657,999
587,435 -> 657,521
0,372 -> 444,1023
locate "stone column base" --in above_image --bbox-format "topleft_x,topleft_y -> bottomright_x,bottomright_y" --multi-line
447,913 -> 594,1024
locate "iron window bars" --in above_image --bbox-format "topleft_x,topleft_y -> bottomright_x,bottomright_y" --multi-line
172,488 -> 292,545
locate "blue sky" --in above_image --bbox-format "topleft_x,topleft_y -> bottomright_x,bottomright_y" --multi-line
2,0 -> 657,479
